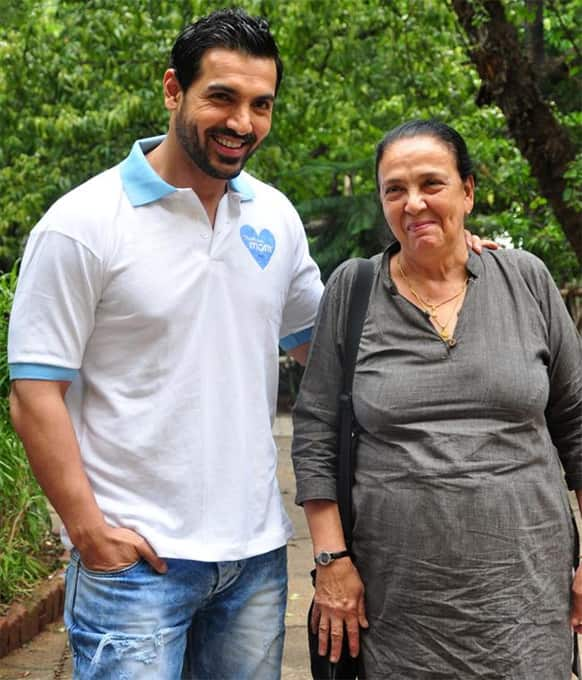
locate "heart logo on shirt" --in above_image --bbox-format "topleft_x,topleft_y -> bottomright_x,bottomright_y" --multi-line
240,225 -> 276,270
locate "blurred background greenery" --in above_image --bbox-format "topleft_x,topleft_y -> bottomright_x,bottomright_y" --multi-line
1,0 -> 580,281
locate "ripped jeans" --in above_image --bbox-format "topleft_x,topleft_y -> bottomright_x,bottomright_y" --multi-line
64,546 -> 287,679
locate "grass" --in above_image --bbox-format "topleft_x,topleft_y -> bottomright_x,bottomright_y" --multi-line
0,266 -> 60,610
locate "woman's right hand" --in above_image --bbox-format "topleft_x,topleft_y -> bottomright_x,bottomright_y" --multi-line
311,557 -> 368,662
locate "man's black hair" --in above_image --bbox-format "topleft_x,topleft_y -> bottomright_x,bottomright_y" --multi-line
170,8 -> 283,94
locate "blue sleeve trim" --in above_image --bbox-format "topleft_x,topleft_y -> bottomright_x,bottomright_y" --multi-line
279,327 -> 313,351
9,363 -> 79,381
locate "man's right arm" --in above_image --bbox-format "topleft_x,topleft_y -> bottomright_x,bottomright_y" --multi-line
9,379 -> 166,573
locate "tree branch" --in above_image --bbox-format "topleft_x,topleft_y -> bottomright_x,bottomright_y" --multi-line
451,0 -> 581,264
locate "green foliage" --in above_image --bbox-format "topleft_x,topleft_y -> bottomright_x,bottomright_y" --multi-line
0,0 -> 183,269
564,151 -> 582,213
0,267 -> 57,607
258,0 -> 580,283
0,423 -> 55,607
0,0 -> 579,285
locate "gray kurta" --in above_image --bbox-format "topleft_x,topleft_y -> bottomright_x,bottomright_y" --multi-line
292,244 -> 582,679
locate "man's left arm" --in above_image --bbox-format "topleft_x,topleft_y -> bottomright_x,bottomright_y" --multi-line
279,206 -> 323,366
287,342 -> 310,366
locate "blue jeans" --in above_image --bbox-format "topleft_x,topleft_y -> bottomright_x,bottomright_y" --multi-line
64,546 -> 287,679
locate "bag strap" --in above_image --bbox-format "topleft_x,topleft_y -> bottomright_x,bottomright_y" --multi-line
337,258 -> 375,548
573,516 -> 581,678
342,259 -> 375,395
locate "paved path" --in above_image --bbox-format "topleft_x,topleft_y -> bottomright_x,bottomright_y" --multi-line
0,415 -> 313,679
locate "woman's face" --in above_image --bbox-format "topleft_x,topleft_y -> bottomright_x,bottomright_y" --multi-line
377,135 -> 474,256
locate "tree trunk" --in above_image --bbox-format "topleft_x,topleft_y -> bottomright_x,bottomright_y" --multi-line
451,0 -> 581,265
525,0 -> 545,69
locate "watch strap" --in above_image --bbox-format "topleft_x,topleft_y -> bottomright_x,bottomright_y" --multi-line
314,549 -> 351,566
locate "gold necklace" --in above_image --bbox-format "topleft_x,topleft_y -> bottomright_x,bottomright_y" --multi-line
429,292 -> 464,343
397,256 -> 468,346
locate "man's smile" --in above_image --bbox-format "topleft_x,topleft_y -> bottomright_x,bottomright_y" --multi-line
213,134 -> 245,149
209,130 -> 257,158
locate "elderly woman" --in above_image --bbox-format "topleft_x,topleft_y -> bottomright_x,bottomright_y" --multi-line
292,119 -> 582,679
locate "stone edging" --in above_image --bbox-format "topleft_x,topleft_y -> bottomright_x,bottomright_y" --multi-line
0,568 -> 66,659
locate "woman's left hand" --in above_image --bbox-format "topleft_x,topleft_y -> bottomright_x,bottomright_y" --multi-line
570,564 -> 582,632
311,557 -> 368,662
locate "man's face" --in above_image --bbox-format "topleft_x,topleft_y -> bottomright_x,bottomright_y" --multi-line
169,48 -> 277,180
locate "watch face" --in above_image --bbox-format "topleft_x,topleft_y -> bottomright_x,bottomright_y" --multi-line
316,551 -> 332,566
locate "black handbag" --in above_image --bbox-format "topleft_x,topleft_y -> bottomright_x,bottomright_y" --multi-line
307,258 -> 375,680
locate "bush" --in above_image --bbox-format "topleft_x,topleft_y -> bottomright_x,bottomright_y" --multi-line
0,266 -> 58,609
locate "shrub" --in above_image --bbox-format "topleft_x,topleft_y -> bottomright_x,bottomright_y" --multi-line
0,266 -> 59,609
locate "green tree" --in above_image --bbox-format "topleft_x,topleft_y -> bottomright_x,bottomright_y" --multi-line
265,0 -> 581,282
0,0 -> 580,283
0,266 -> 59,606
451,0 -> 581,265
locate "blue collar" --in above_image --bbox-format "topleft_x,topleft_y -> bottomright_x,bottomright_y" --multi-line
228,174 -> 255,201
119,136 -> 256,207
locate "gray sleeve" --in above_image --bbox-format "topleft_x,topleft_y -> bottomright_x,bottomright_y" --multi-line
291,260 -> 358,505
518,254 -> 582,488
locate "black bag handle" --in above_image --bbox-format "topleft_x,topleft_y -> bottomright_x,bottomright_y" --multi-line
337,258 -> 375,549
573,515 -> 581,678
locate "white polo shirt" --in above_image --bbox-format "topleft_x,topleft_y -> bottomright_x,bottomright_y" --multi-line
8,136 -> 323,561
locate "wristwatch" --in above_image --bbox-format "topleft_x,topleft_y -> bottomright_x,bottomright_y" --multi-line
314,549 -> 351,566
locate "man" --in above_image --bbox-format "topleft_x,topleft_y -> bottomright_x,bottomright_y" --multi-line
8,9 -> 322,679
